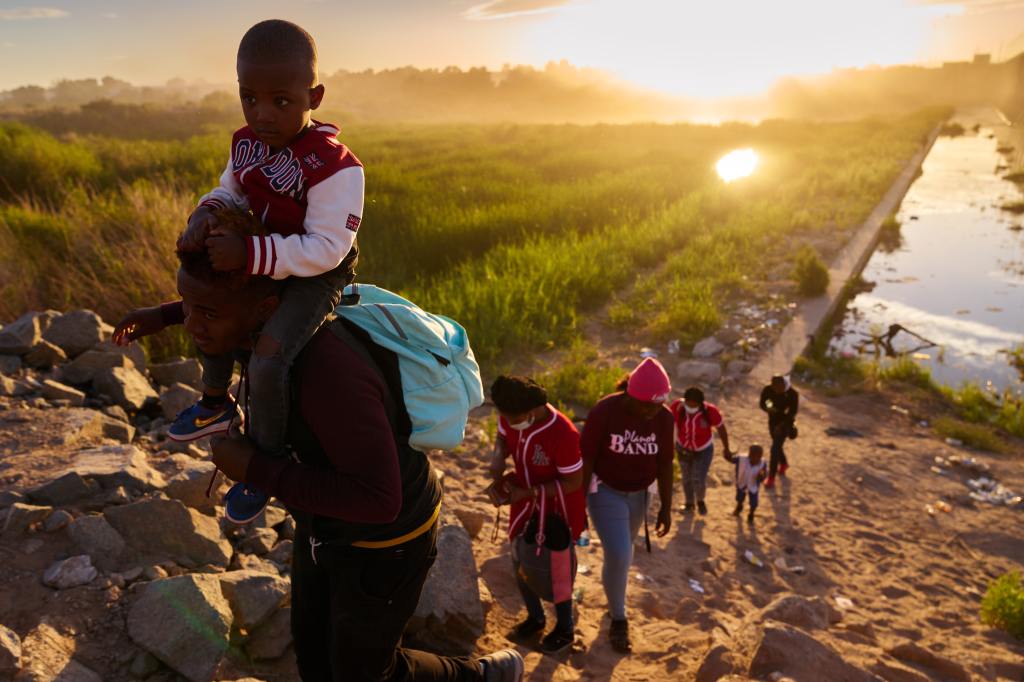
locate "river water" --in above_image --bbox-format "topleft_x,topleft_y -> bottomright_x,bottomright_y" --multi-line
831,110 -> 1024,393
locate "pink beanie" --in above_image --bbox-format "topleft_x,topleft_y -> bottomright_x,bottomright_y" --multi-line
626,357 -> 672,403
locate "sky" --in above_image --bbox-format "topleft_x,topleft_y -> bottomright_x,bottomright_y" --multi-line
1,0 -> 1023,96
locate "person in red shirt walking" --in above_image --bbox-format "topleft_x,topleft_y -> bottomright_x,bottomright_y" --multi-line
581,358 -> 674,653
670,386 -> 736,515
487,376 -> 585,655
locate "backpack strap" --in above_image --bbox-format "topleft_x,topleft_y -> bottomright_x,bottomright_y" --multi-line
325,318 -> 405,448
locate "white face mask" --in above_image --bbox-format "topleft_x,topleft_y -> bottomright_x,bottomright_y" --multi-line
684,404 -> 700,415
509,415 -> 535,431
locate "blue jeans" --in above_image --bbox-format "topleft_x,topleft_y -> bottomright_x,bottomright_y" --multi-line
201,262 -> 353,457
677,443 -> 714,506
587,482 -> 649,621
735,487 -> 759,511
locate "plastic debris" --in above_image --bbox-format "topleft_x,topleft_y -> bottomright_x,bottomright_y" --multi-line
688,579 -> 705,594
966,477 -> 1021,507
639,347 -> 657,359
935,501 -> 952,513
890,405 -> 910,416
576,531 -> 591,547
934,456 -> 947,466
930,466 -> 946,475
834,596 -> 854,610
667,339 -> 680,355
743,550 -> 764,568
578,563 -> 591,575
945,437 -> 964,447
926,504 -> 937,515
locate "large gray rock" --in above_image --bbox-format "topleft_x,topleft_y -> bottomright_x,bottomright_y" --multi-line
128,574 -> 233,682
160,383 -> 201,421
217,570 -> 289,629
148,358 -> 203,390
749,623 -> 879,682
59,350 -> 133,386
28,473 -> 99,506
245,607 -> 291,660
0,354 -> 21,375
0,313 -> 42,355
62,445 -> 165,492
42,310 -> 105,359
105,498 -> 232,568
24,341 -> 67,369
675,360 -> 722,386
15,619 -> 102,682
91,339 -> 145,373
406,522 -> 484,655
92,366 -> 157,412
761,595 -> 841,631
42,555 -> 98,590
163,456 -> 221,513
43,510 -> 73,532
2,503 -> 51,536
40,380 -> 85,407
67,515 -> 127,570
692,336 -> 726,358
0,623 -> 21,676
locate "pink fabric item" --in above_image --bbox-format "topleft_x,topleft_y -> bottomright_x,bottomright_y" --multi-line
627,357 -> 672,403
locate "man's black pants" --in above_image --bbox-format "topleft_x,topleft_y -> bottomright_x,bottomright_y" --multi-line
291,522 -> 484,682
768,421 -> 789,478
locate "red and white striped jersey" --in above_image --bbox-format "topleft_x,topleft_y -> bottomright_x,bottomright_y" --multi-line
198,121 -> 364,280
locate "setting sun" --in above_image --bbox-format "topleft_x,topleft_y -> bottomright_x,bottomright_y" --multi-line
716,148 -> 759,183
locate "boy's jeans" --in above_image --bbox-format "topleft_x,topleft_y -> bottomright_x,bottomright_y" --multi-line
201,262 -> 353,456
735,487 -> 759,511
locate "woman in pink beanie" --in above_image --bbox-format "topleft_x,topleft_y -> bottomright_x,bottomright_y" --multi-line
579,357 -> 675,653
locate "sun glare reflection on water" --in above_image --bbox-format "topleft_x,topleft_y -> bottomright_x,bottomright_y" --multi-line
716,148 -> 759,182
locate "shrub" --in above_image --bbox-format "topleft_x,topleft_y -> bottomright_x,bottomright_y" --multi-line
536,341 -> 624,410
981,571 -> 1024,640
933,416 -> 1009,454
792,244 -> 830,296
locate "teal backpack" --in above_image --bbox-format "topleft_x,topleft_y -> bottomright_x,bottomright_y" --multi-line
333,284 -> 484,452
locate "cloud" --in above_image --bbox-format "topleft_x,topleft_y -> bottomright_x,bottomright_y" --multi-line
917,0 -> 1024,11
464,0 -> 577,20
0,7 -> 69,21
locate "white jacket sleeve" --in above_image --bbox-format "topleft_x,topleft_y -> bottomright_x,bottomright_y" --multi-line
197,158 -> 249,212
247,165 -> 364,280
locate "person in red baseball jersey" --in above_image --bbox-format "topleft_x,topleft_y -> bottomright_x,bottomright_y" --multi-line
114,20 -> 364,524
581,357 -> 674,653
670,386 -> 735,515
487,376 -> 585,655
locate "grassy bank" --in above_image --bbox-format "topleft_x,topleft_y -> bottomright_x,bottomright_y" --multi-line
0,110 -> 942,369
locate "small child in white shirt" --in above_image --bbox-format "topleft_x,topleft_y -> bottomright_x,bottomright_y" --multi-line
727,444 -> 767,523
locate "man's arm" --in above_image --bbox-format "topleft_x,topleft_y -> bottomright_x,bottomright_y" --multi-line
758,386 -> 771,414
786,390 -> 800,422
489,435 -> 508,485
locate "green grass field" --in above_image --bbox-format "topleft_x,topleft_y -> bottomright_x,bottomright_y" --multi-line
0,110 -> 940,370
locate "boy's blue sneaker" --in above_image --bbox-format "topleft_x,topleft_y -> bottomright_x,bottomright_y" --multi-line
167,400 -> 240,442
224,483 -> 270,524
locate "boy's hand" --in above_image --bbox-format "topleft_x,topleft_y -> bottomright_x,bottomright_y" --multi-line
206,228 -> 248,271
113,306 -> 165,345
178,206 -> 218,253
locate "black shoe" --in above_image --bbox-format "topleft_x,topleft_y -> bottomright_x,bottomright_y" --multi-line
509,617 -> 545,642
681,503 -> 695,514
609,619 -> 632,654
540,628 -> 574,654
747,511 -> 756,524
732,503 -> 743,516
697,500 -> 708,515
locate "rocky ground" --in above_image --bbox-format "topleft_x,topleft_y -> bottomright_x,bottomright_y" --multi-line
1,308 -> 1023,682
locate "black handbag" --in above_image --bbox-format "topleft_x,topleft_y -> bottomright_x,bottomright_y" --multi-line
788,424 -> 798,440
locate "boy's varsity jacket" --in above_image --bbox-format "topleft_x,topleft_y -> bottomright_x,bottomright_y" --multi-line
198,120 -> 364,280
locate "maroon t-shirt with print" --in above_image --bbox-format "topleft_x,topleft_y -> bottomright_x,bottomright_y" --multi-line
581,392 -> 674,492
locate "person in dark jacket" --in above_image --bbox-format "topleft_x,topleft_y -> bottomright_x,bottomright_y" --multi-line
758,374 -> 799,489
143,239 -> 523,682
